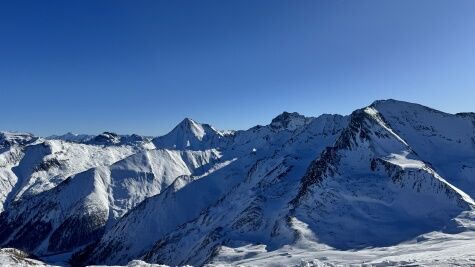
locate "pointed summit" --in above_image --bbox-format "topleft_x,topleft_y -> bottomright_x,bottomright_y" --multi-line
175,118 -> 207,141
152,118 -> 226,150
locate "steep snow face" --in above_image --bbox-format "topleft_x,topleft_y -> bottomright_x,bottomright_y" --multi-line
0,146 -> 26,212
106,149 -> 221,221
372,99 -> 475,197
0,139 -> 137,212
0,148 -> 220,256
152,118 -> 228,150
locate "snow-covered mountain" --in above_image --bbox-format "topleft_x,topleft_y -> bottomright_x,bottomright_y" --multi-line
48,132 -> 154,148
1,99 -> 475,266
46,132 -> 95,143
151,118 -> 229,150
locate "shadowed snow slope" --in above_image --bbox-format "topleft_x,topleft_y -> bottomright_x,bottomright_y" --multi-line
1,100 -> 475,267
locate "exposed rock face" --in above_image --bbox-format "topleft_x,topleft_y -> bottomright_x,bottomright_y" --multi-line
0,132 -> 37,150
270,112 -> 313,131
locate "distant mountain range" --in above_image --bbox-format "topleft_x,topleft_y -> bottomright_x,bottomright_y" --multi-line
1,99 -> 475,266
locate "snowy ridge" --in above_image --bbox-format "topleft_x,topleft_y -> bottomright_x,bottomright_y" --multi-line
47,132 -> 153,148
0,132 -> 38,149
46,133 -> 94,143
0,140 -> 137,212
1,99 -> 475,266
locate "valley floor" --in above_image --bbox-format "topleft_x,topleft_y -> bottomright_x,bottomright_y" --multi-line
3,229 -> 475,266
208,230 -> 475,266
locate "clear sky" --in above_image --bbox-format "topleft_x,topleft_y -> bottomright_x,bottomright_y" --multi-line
1,0 -> 474,136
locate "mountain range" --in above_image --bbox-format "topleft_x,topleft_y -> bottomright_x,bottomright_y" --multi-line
1,99 -> 475,266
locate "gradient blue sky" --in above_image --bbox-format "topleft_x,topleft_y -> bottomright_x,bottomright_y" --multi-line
1,0 -> 474,136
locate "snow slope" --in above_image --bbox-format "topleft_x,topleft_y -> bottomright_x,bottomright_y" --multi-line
0,148 -> 220,256
208,221 -> 475,266
0,248 -> 168,267
0,248 -> 55,266
372,100 -> 475,197
0,138 -> 137,212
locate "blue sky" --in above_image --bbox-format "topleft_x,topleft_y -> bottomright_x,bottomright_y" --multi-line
1,0 -> 474,136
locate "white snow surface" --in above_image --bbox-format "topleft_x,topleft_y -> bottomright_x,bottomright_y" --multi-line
209,221 -> 475,266
0,248 -> 168,267
0,139 -> 137,212
0,248 -> 55,266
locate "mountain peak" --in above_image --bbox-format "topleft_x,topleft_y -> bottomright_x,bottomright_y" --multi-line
270,111 -> 312,131
89,132 -> 121,145
178,117 -> 196,126
175,118 -> 207,140
370,99 -> 452,119
181,117 -> 195,123
152,118 -> 224,150
370,98 -> 401,105
370,99 -> 437,111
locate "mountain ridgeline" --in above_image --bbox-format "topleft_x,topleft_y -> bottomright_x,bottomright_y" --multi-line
0,99 -> 474,266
